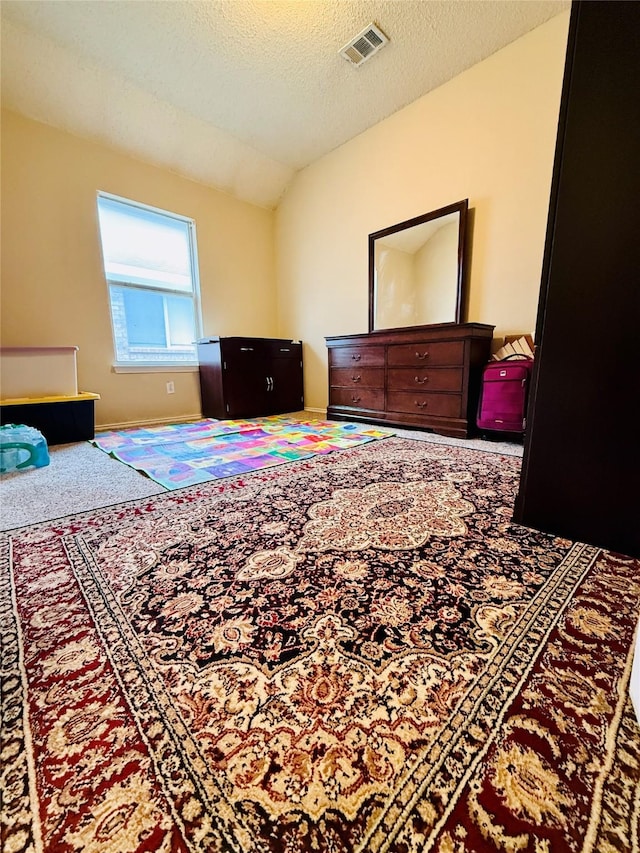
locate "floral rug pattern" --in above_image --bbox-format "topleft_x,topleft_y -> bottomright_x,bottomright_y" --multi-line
2,437 -> 639,853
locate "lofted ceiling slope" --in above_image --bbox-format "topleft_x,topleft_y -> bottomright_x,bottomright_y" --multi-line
1,0 -> 568,209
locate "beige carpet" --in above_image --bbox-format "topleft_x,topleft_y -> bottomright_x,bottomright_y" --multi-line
0,441 -> 166,530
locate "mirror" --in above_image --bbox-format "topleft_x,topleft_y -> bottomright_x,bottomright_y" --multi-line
368,199 -> 468,332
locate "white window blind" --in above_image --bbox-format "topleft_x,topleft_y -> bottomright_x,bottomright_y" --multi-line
97,193 -> 201,366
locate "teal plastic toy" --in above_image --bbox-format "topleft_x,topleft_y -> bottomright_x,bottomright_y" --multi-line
0,423 -> 50,473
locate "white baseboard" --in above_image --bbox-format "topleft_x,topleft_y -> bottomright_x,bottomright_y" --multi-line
96,413 -> 202,432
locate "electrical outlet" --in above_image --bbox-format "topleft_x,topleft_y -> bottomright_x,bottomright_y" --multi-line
166,381 -> 175,394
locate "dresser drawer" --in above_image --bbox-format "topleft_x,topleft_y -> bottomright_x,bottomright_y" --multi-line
387,341 -> 464,367
331,367 -> 384,388
387,367 -> 463,393
387,391 -> 462,418
329,346 -> 385,368
329,387 -> 385,410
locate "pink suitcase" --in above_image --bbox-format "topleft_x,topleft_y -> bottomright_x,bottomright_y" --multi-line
476,355 -> 534,433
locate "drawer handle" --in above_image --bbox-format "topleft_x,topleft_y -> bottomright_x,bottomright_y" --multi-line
351,375 -> 361,383
351,354 -> 361,361
415,400 -> 428,409
414,376 -> 428,384
351,395 -> 361,403
240,347 -> 254,352
415,351 -> 429,360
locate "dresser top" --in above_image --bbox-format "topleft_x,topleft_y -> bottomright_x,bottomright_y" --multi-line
197,336 -> 301,345
325,323 -> 494,346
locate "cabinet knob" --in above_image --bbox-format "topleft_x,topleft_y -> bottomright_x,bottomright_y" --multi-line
351,375 -> 361,382
414,375 -> 428,384
351,354 -> 361,361
415,400 -> 428,408
351,395 -> 361,403
415,351 -> 429,360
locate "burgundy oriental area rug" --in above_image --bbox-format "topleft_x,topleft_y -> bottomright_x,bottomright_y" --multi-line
2,437 -> 639,853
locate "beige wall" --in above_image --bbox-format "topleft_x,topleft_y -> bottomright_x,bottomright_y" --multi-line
1,110 -> 277,427
2,13 -> 570,425
276,13 -> 570,411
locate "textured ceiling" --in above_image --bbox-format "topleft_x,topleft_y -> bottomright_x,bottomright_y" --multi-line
1,0 -> 568,208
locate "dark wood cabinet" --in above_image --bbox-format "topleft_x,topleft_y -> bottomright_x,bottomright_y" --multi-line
197,337 -> 303,419
513,1 -> 640,558
325,323 -> 494,437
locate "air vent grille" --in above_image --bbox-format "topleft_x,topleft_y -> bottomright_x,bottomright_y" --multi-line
339,23 -> 389,67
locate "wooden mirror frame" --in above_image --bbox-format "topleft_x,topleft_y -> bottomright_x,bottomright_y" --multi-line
368,199 -> 468,333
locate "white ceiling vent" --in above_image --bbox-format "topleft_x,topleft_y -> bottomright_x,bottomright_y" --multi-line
339,23 -> 389,67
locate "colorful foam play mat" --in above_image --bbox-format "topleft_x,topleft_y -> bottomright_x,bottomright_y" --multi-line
91,416 -> 394,489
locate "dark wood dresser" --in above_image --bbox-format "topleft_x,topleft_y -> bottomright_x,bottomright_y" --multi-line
197,337 -> 303,419
325,323 -> 494,438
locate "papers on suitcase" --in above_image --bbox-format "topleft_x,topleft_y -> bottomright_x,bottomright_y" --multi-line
491,334 -> 534,361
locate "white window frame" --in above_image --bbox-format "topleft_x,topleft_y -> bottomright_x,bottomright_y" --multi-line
97,191 -> 203,371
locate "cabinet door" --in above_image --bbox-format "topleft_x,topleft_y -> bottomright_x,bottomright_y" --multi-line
267,353 -> 304,415
220,341 -> 267,417
223,366 -> 268,417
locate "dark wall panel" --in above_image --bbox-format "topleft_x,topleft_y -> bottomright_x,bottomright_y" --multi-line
514,1 -> 640,557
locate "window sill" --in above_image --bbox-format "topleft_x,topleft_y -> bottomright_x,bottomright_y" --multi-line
112,363 -> 199,374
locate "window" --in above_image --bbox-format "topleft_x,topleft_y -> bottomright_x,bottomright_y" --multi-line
97,193 -> 201,367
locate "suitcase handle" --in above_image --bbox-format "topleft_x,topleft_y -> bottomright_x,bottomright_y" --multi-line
500,353 -> 533,361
